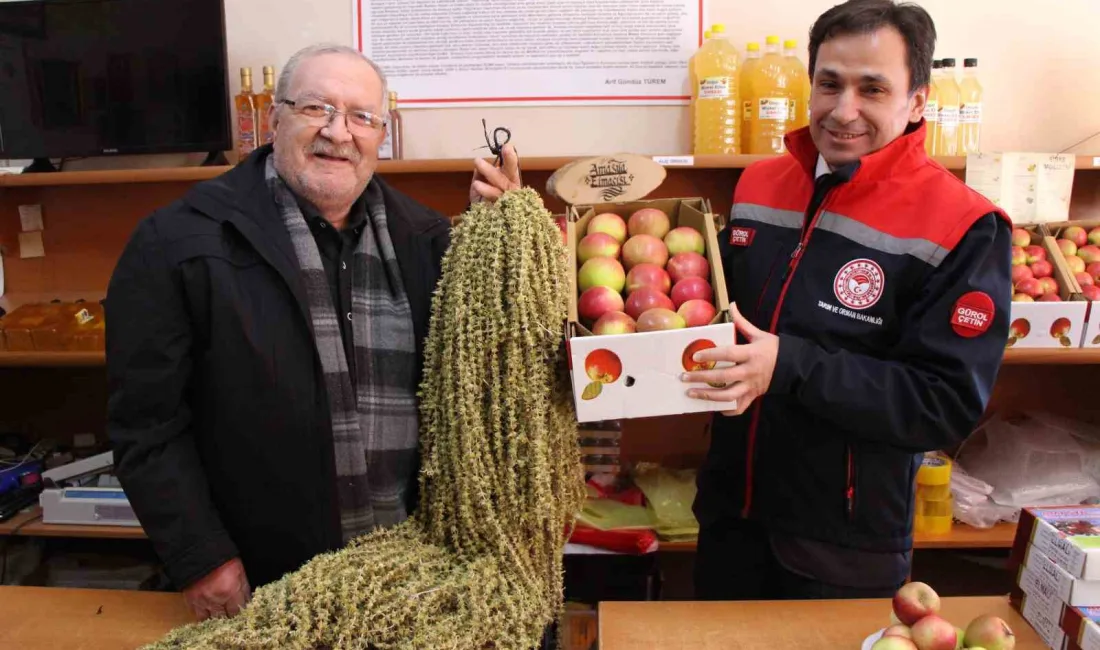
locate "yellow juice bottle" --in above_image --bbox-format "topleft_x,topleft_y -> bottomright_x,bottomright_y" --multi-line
923,59 -> 941,155
783,39 -> 810,131
748,35 -> 796,154
688,29 -> 712,148
692,23 -> 741,155
936,58 -> 961,156
740,42 -> 761,155
958,58 -> 983,154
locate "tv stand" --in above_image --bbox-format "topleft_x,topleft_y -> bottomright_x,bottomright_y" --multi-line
200,150 -> 229,167
22,158 -> 59,173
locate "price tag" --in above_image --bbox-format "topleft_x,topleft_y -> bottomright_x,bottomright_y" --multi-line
652,155 -> 694,166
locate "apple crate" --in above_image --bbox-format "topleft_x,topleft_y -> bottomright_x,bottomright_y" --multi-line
564,196 -> 736,423
1046,219 -> 1100,348
1009,225 -> 1087,349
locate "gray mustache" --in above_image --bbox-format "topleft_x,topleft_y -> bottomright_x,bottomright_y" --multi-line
309,142 -> 361,163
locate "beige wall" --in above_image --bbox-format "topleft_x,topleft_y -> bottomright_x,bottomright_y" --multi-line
222,0 -> 1100,160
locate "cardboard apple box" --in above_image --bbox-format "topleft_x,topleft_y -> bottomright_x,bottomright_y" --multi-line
566,197 -> 737,422
1046,219 -> 1100,348
1008,225 -> 1087,348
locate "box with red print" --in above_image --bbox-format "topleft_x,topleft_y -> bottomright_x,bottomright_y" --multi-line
551,154 -> 735,422
1045,220 -> 1100,348
1007,225 -> 1087,348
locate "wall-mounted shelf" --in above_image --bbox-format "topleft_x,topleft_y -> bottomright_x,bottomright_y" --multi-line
659,521 -> 1018,552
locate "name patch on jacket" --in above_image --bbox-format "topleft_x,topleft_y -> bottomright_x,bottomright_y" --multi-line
728,227 -> 755,247
951,291 -> 995,337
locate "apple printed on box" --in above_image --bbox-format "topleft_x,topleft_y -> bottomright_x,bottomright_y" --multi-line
1008,226 -> 1087,348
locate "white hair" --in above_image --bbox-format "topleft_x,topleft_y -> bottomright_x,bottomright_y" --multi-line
274,43 -> 389,116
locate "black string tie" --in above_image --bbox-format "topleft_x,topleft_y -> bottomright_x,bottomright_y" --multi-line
479,118 -> 513,167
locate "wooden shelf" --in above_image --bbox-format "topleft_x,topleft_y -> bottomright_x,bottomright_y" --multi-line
658,522 -> 1018,552
0,154 -> 1000,188
0,506 -> 146,540
1001,346 -> 1100,364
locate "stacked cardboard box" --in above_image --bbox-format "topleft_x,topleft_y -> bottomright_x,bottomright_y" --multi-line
1009,506 -> 1100,649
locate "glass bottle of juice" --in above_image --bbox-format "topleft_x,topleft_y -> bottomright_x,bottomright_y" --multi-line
748,35 -> 796,154
936,58 -> 961,156
958,58 -> 983,154
692,23 -> 741,155
740,42 -> 761,155
924,60 -> 941,155
783,39 -> 810,130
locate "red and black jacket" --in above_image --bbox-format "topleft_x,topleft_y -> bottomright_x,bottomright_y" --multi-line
694,122 -> 1013,553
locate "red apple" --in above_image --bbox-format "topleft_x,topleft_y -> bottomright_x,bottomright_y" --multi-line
584,349 -> 623,384
1089,226 -> 1100,246
625,263 -> 671,295
892,582 -> 941,626
592,310 -> 636,335
1014,278 -> 1043,298
1029,259 -> 1053,279
1012,293 -> 1034,302
678,299 -> 718,327
1039,293 -> 1062,302
627,208 -> 671,239
1011,265 -> 1033,285
1079,245 -> 1100,264
587,212 -> 627,243
578,257 -> 626,293
870,638 -> 918,650
555,216 -> 567,244
1088,261 -> 1100,281
1010,246 -> 1027,266
1084,285 -> 1100,301
621,234 -> 669,270
671,277 -> 714,309
1078,272 -> 1095,287
578,286 -> 625,325
1064,225 -> 1089,248
1024,245 -> 1046,264
963,614 -> 1016,650
1010,318 -> 1031,338
577,233 -> 622,265
1058,238 -> 1079,257
1011,227 -> 1031,247
1039,276 -> 1059,295
911,615 -> 960,650
667,252 -> 711,284
664,226 -> 706,256
624,287 -> 675,321
1067,255 -> 1087,274
636,308 -> 686,332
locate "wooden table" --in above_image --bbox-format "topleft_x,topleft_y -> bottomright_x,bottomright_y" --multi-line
599,596 -> 1046,649
0,586 -> 193,650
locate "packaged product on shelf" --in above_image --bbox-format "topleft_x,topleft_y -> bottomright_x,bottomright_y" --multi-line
690,23 -> 741,155
1047,220 -> 1100,348
546,153 -> 734,422
1006,224 -> 1087,349
746,35 -> 796,154
959,58 -> 983,154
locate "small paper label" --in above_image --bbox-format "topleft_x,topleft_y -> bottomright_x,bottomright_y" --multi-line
18,204 -> 43,232
758,98 -> 789,121
699,76 -> 732,100
75,308 -> 94,325
1093,156 -> 1100,168
742,100 -> 752,121
652,156 -> 694,166
960,102 -> 982,124
923,100 -> 939,122
938,105 -> 960,129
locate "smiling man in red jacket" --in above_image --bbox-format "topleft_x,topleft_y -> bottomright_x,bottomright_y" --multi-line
681,0 -> 1012,599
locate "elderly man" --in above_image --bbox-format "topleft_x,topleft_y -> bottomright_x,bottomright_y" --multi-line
105,44 -> 520,621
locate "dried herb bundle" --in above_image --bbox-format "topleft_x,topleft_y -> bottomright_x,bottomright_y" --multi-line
144,188 -> 583,649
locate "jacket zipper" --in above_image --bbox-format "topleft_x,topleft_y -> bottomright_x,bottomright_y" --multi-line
846,445 -> 857,522
740,198 -> 830,519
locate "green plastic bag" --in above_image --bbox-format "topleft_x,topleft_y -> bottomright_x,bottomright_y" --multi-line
633,462 -> 699,541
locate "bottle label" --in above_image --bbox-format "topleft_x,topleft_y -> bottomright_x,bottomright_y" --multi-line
787,99 -> 797,122
742,100 -> 752,121
238,113 -> 256,154
699,77 -> 732,100
923,100 -> 939,123
758,98 -> 789,121
938,105 -> 960,129
961,102 -> 982,124
379,130 -> 393,160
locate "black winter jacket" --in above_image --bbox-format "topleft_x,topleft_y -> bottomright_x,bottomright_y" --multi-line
105,145 -> 451,589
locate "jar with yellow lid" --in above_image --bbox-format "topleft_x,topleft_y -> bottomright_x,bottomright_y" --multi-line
914,452 -> 953,534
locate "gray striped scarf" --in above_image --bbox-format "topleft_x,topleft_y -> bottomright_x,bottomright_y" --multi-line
266,157 -> 419,543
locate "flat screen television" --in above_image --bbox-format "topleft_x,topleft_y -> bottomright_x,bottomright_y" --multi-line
0,0 -> 231,169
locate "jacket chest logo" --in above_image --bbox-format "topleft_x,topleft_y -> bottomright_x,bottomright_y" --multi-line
728,227 -> 755,247
833,258 -> 885,310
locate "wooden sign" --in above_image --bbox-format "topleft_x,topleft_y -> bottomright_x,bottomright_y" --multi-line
546,153 -> 667,205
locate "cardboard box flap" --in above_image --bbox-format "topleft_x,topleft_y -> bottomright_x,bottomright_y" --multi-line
547,154 -> 667,206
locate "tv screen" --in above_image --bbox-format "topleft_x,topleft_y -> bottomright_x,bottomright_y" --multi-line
0,0 -> 231,162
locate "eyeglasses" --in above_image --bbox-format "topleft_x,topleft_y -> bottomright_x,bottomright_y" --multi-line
280,99 -> 387,134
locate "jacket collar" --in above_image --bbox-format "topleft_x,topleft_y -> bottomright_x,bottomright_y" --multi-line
785,119 -> 930,182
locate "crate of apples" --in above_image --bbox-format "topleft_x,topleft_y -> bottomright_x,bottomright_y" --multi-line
1011,228 -> 1063,303
1052,224 -> 1100,302
865,582 -> 1016,650
577,207 -> 719,334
